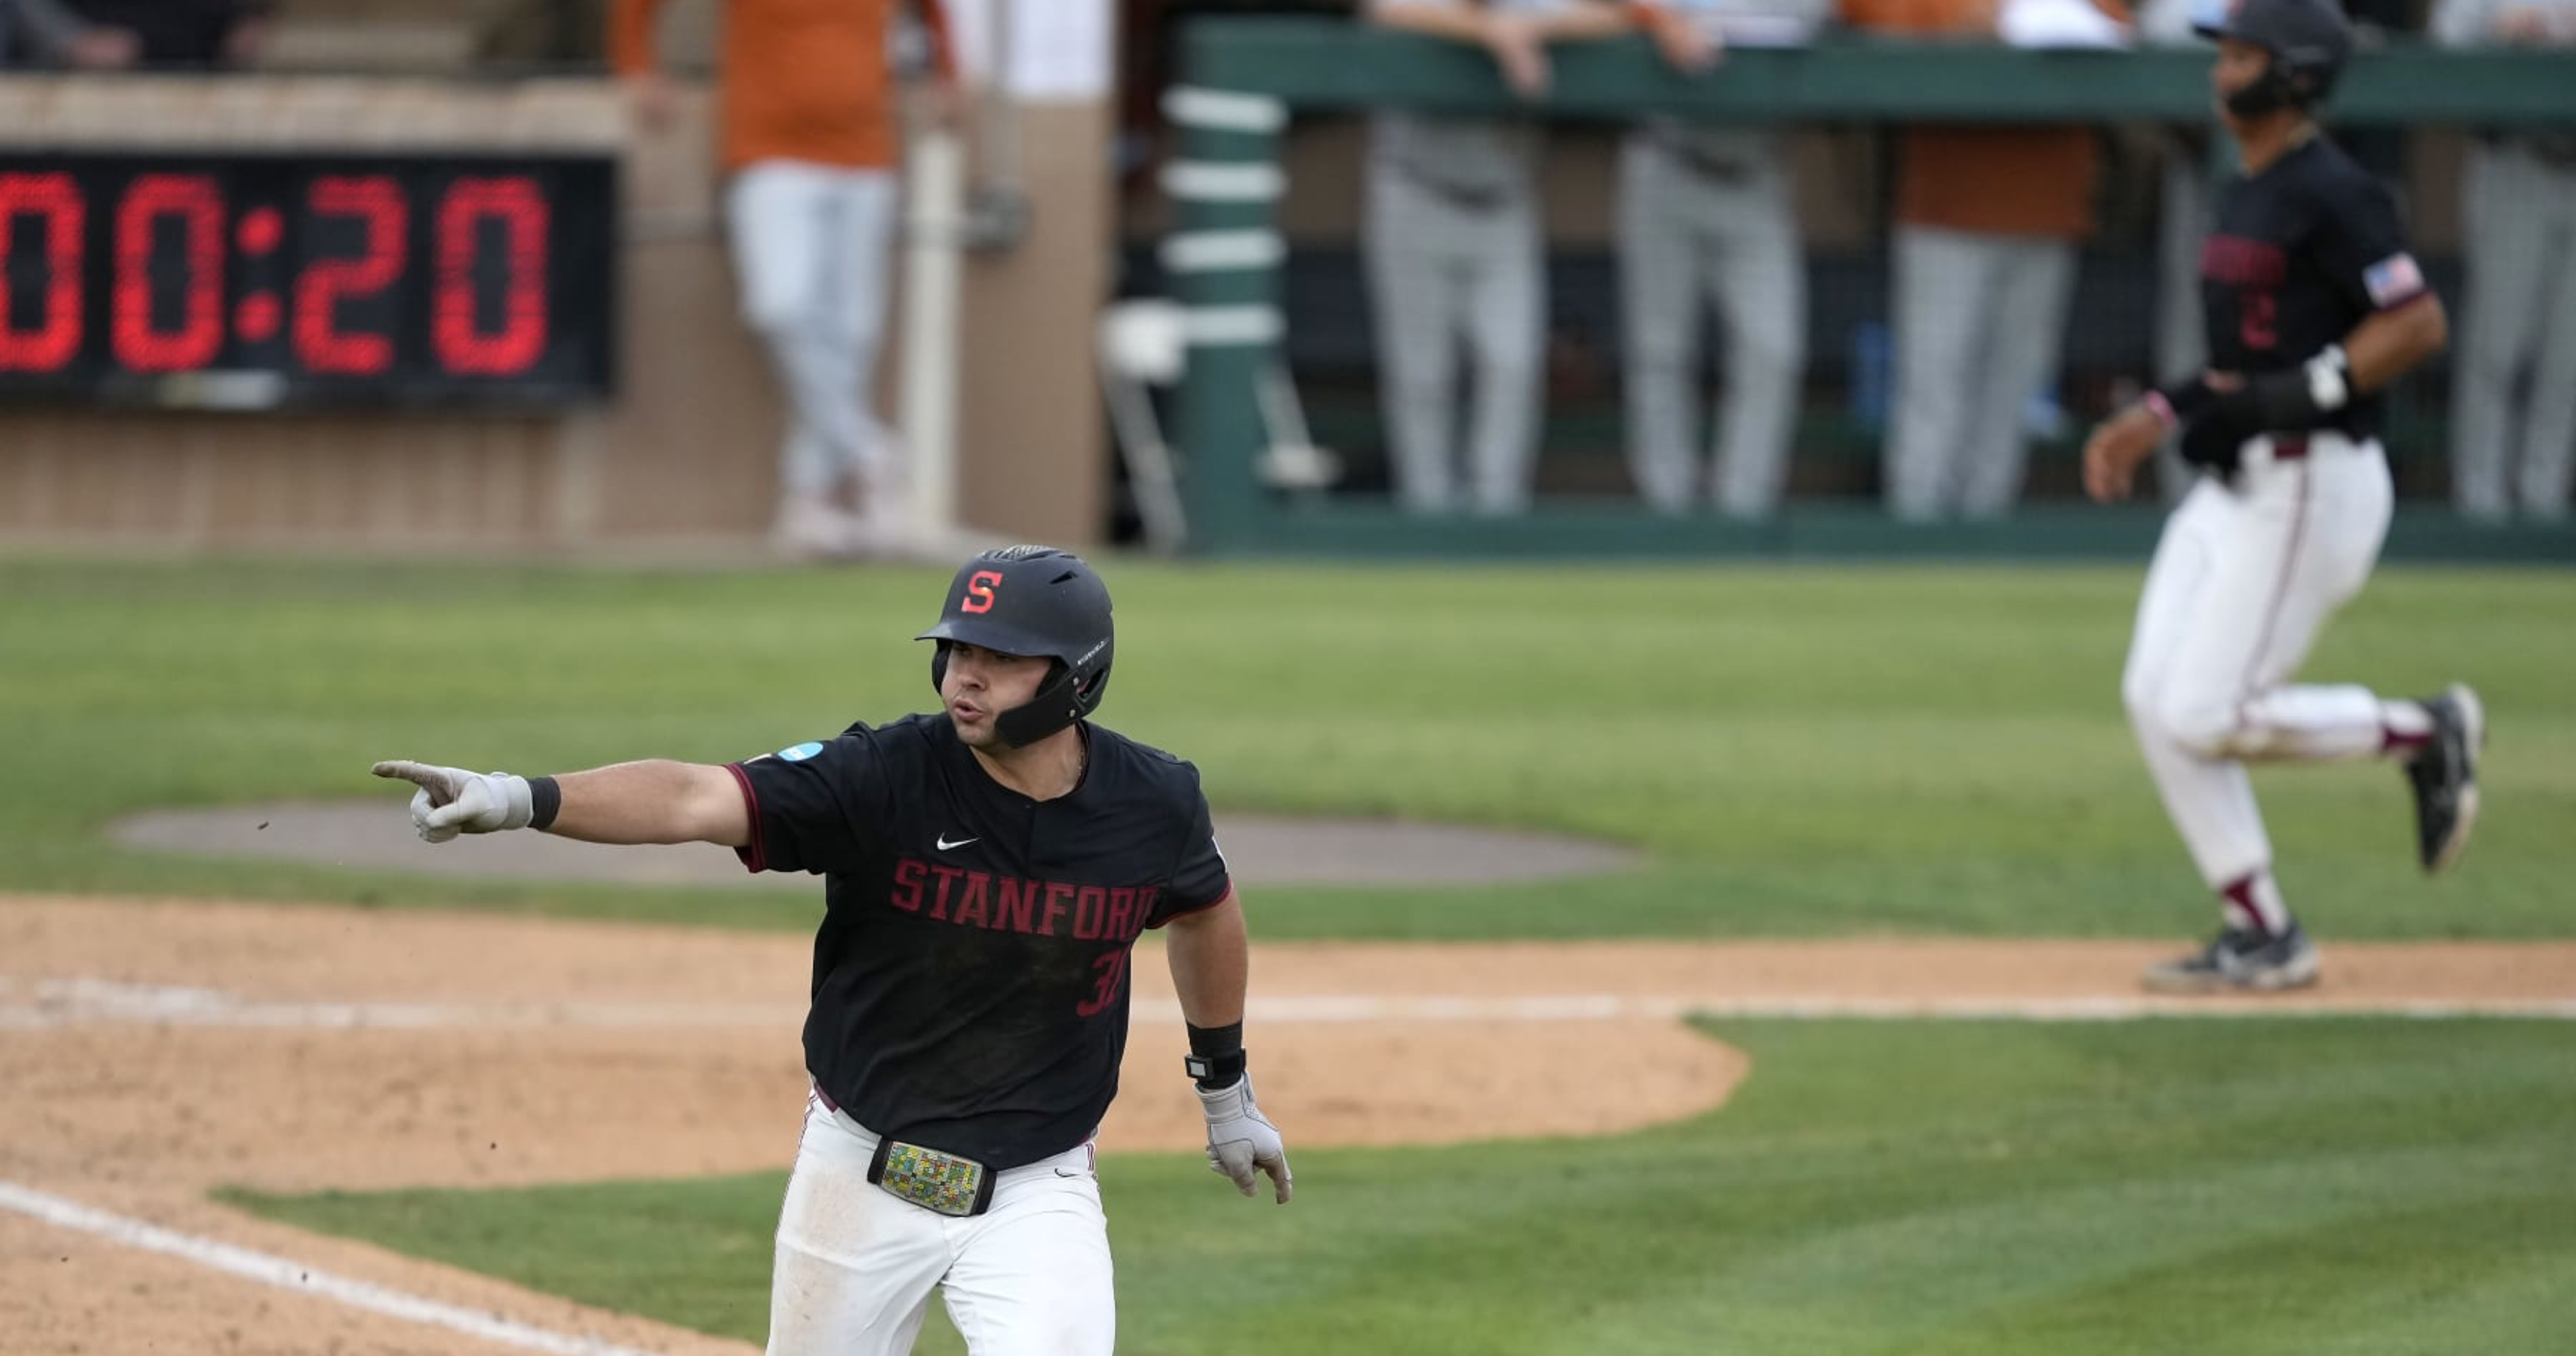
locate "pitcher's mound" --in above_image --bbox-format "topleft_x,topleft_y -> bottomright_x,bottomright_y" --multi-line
110,803 -> 1639,890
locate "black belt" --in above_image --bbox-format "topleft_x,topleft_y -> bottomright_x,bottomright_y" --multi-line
1395,165 -> 1514,214
2182,431 -> 2364,476
2481,130 -> 2576,169
816,1087 -> 1001,1218
1649,128 -> 1757,184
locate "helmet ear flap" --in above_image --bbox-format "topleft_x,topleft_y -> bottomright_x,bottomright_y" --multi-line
928,639 -> 951,698
992,659 -> 1080,747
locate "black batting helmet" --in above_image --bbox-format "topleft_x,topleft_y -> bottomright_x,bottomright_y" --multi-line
917,545 -> 1114,746
2197,0 -> 2351,117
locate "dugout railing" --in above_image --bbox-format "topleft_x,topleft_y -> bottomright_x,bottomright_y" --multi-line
1161,18 -> 2576,561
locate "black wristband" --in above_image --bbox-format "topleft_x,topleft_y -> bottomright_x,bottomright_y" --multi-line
1184,1020 -> 1246,1088
2245,366 -> 2324,429
1185,1049 -> 1247,1089
2153,375 -> 2218,426
528,775 -> 561,831
1187,1020 -> 1243,1058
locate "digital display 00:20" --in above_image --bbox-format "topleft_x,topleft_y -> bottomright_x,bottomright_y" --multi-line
0,152 -> 616,408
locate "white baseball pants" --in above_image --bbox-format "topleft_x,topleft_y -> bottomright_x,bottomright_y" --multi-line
1885,224 -> 2076,521
727,160 -> 902,499
1615,134 -> 1807,518
1364,157 -> 1546,517
2152,151 -> 2214,505
2448,140 -> 2576,521
765,1092 -> 1114,1356
2121,433 -> 2407,892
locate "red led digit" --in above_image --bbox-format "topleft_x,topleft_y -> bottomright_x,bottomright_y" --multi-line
235,292 -> 281,342
293,176 -> 407,375
0,173 -> 85,374
112,174 -> 225,372
433,176 -> 548,376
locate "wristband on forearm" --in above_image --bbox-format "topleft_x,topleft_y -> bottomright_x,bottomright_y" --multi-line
1184,1020 -> 1246,1089
2156,345 -> 2349,435
2251,343 -> 2349,426
2149,376 -> 2215,429
528,775 -> 561,831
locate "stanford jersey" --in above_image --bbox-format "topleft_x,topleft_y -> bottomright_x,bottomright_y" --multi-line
729,715 -> 1231,1168
2195,134 -> 2429,452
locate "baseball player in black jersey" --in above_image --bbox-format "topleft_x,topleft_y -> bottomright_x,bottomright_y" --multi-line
2079,0 -> 2484,993
372,545 -> 1289,1356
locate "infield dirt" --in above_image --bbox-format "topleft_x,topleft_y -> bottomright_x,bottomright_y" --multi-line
7,894 -> 2574,1356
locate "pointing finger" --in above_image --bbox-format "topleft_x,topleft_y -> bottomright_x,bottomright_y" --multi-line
376,760 -> 459,807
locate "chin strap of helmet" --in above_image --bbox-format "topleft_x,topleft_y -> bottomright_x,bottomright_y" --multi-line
2226,71 -> 2293,117
992,661 -> 1091,747
931,643 -> 1098,749
2226,51 -> 2322,118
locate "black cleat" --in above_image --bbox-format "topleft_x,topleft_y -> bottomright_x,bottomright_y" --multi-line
2406,683 -> 2485,875
2142,922 -> 2321,993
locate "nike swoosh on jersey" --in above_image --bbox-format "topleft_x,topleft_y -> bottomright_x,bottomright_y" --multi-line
935,834 -> 980,851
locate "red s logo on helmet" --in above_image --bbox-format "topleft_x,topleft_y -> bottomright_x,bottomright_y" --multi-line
961,570 -> 1003,614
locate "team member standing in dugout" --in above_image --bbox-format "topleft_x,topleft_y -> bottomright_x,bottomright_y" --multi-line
2080,0 -> 2484,993
372,545 -> 1291,1356
613,0 -> 961,560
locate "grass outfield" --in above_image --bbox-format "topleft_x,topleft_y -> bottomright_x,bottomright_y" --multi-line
5,557 -> 2571,941
230,1017 -> 2576,1355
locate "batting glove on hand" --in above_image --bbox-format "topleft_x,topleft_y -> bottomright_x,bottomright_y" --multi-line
372,760 -> 534,843
1197,1073 -> 1293,1204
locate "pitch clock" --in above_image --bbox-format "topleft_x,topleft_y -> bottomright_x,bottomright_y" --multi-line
0,151 -> 616,408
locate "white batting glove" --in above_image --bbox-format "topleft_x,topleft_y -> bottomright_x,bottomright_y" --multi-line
1197,1073 -> 1292,1204
371,760 -> 534,843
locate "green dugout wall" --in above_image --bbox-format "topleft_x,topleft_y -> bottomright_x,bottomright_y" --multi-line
1162,18 -> 2576,561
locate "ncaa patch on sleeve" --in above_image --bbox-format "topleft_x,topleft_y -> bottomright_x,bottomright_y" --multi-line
2363,253 -> 2424,308
777,741 -> 826,763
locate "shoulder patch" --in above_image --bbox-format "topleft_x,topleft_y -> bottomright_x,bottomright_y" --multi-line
2363,252 -> 2425,309
776,740 -> 826,763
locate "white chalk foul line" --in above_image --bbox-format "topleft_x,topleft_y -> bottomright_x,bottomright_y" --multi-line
5,978 -> 2575,1029
0,1180 -> 675,1356
1230,995 -> 2576,1021
0,978 -> 806,1031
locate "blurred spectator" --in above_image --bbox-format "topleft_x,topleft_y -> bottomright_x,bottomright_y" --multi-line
1363,0 -> 1631,516
1619,0 -> 1830,519
3,0 -> 65,65
2139,0 -> 2215,504
613,0 -> 963,559
51,0 -> 269,68
2436,0 -> 2576,521
1843,0 -> 2122,521
2,0 -> 143,67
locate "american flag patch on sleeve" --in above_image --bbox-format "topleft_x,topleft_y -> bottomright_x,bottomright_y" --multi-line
2364,253 -> 2426,308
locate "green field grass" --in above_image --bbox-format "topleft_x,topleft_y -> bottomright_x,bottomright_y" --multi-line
232,1016 -> 2576,1355
4,556 -> 2571,941
20,555 -> 2569,1353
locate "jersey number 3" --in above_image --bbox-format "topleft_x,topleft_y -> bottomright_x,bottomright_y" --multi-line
2240,291 -> 2278,351
1075,949 -> 1128,1017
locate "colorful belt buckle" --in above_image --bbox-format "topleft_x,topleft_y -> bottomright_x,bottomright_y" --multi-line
868,1137 -> 994,1218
